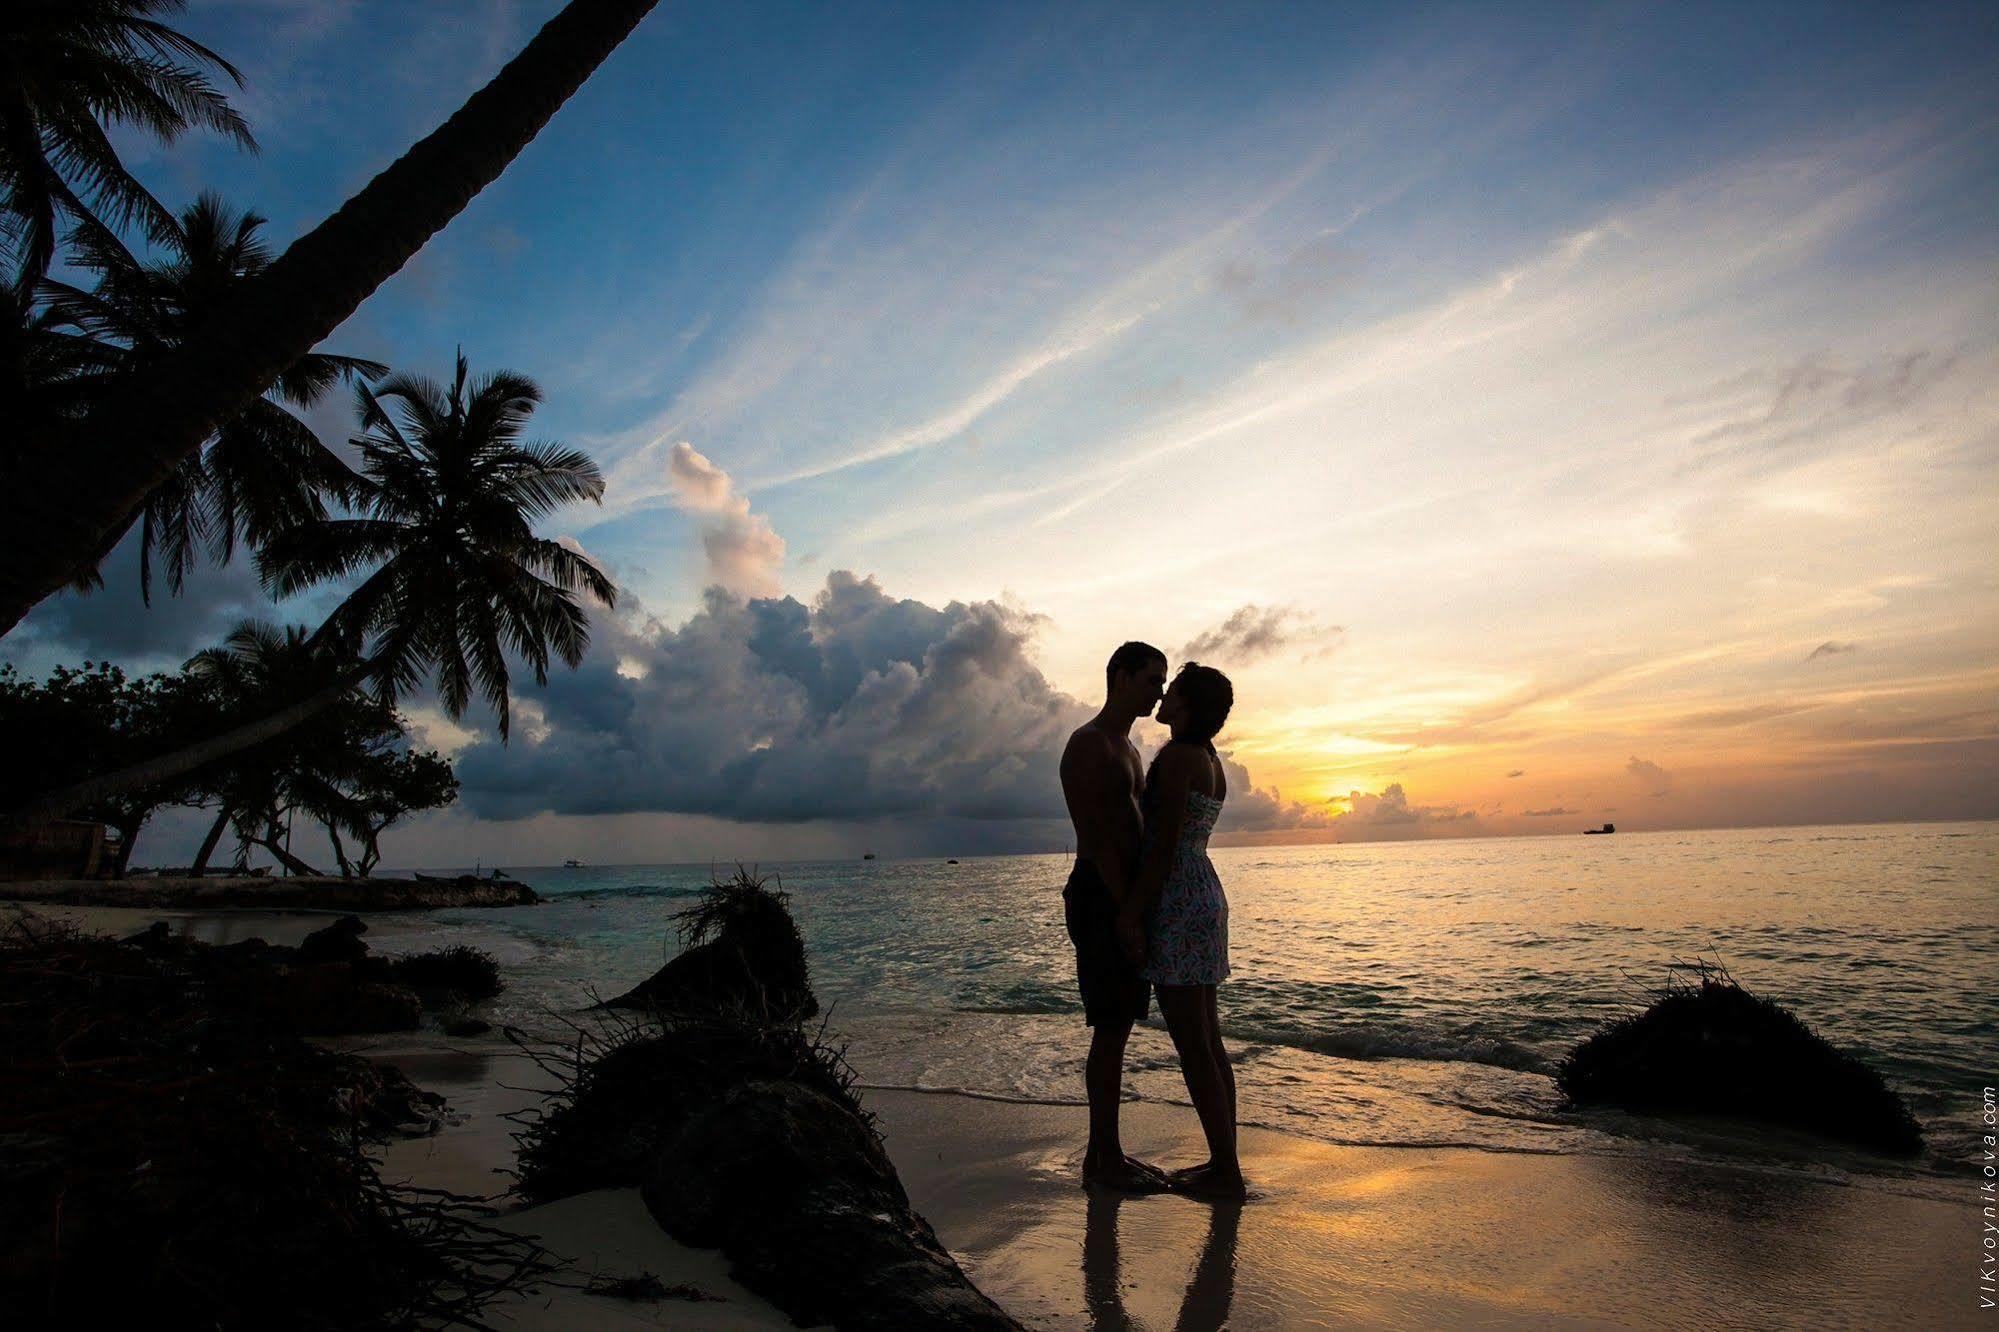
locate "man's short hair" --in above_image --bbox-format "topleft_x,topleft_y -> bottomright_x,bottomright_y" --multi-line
1106,640 -> 1167,690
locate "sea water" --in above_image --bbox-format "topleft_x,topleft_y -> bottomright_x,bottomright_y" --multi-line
417,821 -> 1995,1201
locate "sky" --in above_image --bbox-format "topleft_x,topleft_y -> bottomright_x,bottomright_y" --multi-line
10,0 -> 1998,866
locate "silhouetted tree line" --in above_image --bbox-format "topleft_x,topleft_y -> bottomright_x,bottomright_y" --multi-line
0,633 -> 456,878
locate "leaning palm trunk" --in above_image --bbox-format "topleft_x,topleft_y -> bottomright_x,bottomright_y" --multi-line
0,0 -> 659,639
191,805 -> 232,876
2,656 -> 379,830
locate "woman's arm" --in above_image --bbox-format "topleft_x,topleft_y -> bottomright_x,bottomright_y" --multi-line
1117,746 -> 1194,961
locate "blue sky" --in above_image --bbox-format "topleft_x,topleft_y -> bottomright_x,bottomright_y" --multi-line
15,1 -> 1998,865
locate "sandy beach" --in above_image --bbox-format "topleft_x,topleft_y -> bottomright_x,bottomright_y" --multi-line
356,1028 -> 1966,1330
15,899 -> 1971,1329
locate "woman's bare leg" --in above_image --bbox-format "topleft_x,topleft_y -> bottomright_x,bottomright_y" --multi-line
1207,986 -> 1236,1123
1157,984 -> 1242,1194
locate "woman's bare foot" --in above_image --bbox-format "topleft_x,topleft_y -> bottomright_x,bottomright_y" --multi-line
1083,1151 -> 1173,1193
1166,1161 -> 1247,1200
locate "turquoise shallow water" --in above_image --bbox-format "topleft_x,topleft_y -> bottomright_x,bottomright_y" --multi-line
414,821 -> 1996,1199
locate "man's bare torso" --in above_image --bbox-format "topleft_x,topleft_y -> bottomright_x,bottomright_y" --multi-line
1060,719 -> 1145,890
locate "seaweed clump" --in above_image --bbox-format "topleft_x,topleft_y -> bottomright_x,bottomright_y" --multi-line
0,915 -> 553,1329
1556,958 -> 1924,1156
382,944 -> 504,1002
601,868 -> 817,1018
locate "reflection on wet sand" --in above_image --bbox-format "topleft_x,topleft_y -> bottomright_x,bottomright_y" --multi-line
1085,1189 -> 1241,1332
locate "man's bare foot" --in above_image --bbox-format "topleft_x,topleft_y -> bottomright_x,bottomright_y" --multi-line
1166,1161 -> 1248,1200
1083,1151 -> 1172,1193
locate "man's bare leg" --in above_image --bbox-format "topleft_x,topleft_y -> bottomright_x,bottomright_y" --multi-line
1083,1019 -> 1168,1190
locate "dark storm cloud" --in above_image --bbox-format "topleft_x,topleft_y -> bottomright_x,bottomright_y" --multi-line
454,571 -> 1084,824
453,569 -> 1329,832
7,529 -> 273,671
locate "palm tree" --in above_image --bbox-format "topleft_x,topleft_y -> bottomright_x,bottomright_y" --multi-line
0,0 -> 661,639
267,352 -> 617,739
181,619 -> 360,875
0,0 -> 255,294
40,197 -> 385,597
5,354 -> 615,826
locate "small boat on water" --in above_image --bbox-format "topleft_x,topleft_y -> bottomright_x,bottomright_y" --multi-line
862,852 -> 877,860
1583,823 -> 1616,835
563,858 -> 586,867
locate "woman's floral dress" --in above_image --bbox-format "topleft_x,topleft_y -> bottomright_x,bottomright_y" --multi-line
1142,789 -> 1230,987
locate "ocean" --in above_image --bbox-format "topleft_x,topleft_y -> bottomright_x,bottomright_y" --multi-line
413,821 -> 1995,1201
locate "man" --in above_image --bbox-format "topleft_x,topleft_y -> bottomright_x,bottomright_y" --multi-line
1060,640 -> 1170,1190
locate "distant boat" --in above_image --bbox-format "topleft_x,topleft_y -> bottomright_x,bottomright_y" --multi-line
862,852 -> 877,860
563,858 -> 586,867
946,858 -> 959,865
1583,823 -> 1616,835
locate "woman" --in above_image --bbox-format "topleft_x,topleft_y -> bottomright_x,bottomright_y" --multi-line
1117,662 -> 1241,1199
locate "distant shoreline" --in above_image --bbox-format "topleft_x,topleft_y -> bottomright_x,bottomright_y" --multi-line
0,874 -> 538,911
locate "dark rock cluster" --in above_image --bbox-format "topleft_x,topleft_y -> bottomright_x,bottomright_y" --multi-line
120,914 -> 503,1036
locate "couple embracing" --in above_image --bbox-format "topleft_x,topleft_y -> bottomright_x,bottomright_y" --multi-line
1059,641 -> 1241,1200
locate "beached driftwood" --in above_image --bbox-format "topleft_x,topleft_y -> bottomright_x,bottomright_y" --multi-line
514,873 -> 1017,1328
511,1013 -> 1018,1330
0,915 -> 553,1329
1556,959 -> 1923,1156
0,873 -> 538,910
599,869 -> 817,1018
644,1077 -> 1019,1329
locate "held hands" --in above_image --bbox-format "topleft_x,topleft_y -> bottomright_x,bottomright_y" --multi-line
1115,904 -> 1147,967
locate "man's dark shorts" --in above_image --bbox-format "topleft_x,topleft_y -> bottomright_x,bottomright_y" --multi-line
1063,859 -> 1151,1027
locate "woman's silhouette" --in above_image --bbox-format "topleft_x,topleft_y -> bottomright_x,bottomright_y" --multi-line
1117,663 -> 1242,1199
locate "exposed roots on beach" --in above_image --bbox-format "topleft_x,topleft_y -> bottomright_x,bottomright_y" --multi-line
508,1004 -> 874,1202
0,915 -> 555,1330
1556,956 -> 1924,1157
509,868 -> 1020,1328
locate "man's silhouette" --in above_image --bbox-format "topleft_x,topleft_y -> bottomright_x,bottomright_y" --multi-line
1061,640 -> 1169,1190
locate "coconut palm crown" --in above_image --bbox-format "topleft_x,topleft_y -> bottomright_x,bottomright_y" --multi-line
0,0 -> 256,293
41,195 -> 386,598
259,352 -> 616,741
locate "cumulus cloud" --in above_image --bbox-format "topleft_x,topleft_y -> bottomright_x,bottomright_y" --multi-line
1806,640 -> 1857,662
1181,604 -> 1342,666
1208,750 -> 1333,832
449,568 -> 1338,837
1327,783 -> 1478,839
1626,755 -> 1673,796
664,442 -> 785,597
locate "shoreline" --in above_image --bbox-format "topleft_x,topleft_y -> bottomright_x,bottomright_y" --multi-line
361,1029 -> 1966,1329
25,900 -> 1970,1328
0,873 -> 538,910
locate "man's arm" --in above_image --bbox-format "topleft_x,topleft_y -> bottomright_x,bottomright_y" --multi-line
1060,730 -> 1140,905
1122,744 -> 1193,923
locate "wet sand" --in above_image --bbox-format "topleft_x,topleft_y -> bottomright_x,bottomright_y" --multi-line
874,1090 -> 1964,1329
